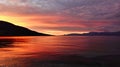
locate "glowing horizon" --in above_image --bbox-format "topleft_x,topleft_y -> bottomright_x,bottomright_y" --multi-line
0,0 -> 120,35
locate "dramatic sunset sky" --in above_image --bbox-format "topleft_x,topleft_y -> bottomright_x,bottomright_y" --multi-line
0,0 -> 120,35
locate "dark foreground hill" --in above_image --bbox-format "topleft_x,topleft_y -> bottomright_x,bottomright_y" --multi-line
65,31 -> 120,36
0,21 -> 50,36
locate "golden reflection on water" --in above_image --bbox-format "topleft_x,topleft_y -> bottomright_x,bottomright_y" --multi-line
0,36 -> 120,67
0,36 -> 90,67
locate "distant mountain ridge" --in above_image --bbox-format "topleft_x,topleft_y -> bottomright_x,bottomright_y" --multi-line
65,31 -> 120,36
0,21 -> 50,36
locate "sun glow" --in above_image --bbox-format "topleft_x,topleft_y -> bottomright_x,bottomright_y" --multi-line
0,15 -> 27,27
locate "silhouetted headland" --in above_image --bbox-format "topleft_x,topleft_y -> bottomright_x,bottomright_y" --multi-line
0,21 -> 51,36
65,31 -> 120,36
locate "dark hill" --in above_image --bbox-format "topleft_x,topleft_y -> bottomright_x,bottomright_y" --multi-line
0,21 -> 50,36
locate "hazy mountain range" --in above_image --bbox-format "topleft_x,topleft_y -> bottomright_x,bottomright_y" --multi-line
65,31 -> 120,36
0,20 -> 120,36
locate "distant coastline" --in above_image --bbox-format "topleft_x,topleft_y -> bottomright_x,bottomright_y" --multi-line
65,31 -> 120,36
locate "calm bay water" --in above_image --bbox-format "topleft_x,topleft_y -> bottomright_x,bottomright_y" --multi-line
0,36 -> 120,67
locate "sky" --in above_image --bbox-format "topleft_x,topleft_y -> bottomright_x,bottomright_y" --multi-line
0,0 -> 120,35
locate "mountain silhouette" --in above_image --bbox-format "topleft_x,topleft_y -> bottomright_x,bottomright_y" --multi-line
65,31 -> 120,36
0,21 -> 50,36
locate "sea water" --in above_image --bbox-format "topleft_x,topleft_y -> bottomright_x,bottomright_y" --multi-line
0,36 -> 120,67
